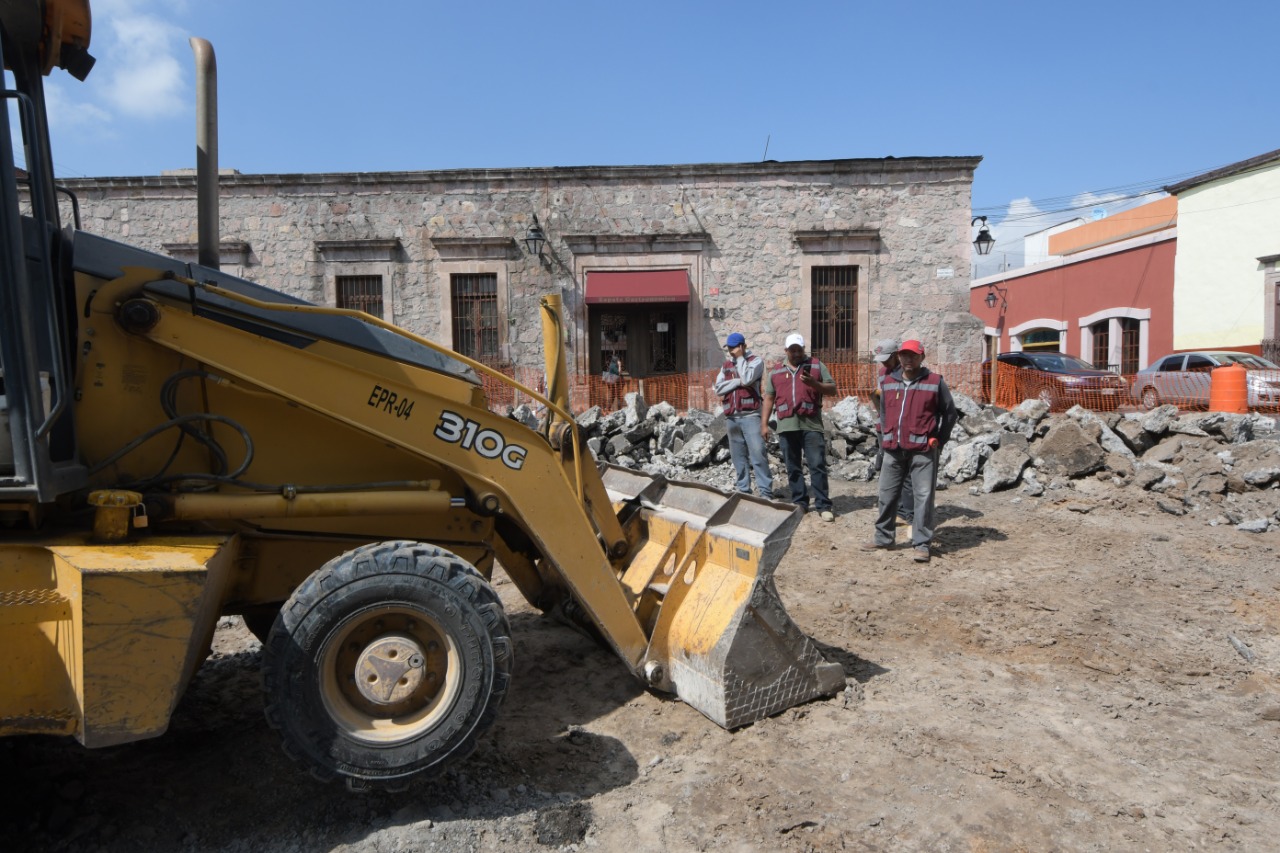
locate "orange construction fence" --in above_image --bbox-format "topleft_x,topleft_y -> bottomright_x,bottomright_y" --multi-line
478,362 -> 1280,417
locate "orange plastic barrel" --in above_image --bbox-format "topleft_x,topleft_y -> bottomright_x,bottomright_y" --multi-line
1209,363 -> 1249,413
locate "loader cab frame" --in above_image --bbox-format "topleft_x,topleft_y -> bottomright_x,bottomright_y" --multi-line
0,4 -> 89,506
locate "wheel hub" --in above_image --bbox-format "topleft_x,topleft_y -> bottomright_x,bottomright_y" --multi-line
353,633 -> 426,705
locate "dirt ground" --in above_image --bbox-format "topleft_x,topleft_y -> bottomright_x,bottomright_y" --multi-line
5,470 -> 1280,852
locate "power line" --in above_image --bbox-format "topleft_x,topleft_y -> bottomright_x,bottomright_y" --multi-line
971,159 -> 1244,218
996,189 -> 1165,224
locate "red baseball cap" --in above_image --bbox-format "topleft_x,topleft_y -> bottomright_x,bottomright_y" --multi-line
897,339 -> 924,354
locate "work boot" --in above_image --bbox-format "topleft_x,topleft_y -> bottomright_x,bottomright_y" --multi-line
913,546 -> 931,564
860,540 -> 892,551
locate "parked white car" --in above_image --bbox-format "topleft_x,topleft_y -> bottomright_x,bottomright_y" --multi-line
1131,351 -> 1280,410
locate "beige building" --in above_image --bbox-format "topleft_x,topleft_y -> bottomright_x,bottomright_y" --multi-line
61,157 -> 983,388
1165,148 -> 1280,357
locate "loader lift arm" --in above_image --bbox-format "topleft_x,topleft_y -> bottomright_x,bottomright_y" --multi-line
92,265 -> 844,728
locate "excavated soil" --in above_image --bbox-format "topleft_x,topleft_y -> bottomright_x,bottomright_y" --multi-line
5,474 -> 1280,852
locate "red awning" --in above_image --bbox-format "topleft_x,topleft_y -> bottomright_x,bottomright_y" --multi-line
585,270 -> 690,304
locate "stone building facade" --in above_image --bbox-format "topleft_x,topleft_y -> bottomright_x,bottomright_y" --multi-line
60,157 -> 983,382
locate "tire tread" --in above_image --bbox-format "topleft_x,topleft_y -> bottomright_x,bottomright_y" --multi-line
261,540 -> 512,788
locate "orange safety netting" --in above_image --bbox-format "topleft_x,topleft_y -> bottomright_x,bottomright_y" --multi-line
477,362 -> 1280,417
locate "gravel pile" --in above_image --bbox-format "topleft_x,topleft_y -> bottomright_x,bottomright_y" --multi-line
512,392 -> 1280,532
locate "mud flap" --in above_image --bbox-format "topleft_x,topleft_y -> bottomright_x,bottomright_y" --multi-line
602,466 -> 846,729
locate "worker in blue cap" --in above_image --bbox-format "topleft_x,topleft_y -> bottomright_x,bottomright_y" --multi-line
713,332 -> 773,498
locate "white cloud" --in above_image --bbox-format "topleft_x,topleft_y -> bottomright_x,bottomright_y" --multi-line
100,12 -> 188,118
44,80 -> 113,131
973,191 -> 1150,278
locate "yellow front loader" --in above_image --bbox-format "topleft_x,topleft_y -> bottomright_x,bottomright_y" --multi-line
0,0 -> 844,787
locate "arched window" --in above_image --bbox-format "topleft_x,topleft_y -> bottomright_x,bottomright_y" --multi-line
1021,329 -> 1061,352
1078,308 -> 1150,371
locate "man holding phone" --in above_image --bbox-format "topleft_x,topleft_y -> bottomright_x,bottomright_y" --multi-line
863,339 -> 957,563
761,333 -> 838,520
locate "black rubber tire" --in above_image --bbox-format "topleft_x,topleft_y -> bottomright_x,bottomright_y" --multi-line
1141,386 -> 1161,410
261,541 -> 512,785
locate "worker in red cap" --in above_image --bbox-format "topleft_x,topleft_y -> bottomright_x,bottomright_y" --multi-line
861,339 -> 957,563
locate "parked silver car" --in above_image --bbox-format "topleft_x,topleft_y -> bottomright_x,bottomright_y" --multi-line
1131,351 -> 1280,410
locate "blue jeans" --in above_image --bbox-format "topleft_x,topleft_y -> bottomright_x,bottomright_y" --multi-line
777,429 -> 830,511
725,413 -> 773,497
874,448 -> 937,547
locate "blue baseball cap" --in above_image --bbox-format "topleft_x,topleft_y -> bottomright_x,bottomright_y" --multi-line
724,332 -> 746,349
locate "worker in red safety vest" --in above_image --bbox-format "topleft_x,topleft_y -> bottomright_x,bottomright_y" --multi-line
760,333 -> 838,521
870,338 -> 915,533
861,339 -> 957,563
713,332 -> 774,498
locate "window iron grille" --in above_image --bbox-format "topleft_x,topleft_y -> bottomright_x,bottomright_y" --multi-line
335,275 -> 383,318
451,273 -> 500,364
811,266 -> 857,362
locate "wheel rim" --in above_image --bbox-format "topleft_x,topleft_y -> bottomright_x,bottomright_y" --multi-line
1142,387 -> 1158,409
319,605 -> 463,744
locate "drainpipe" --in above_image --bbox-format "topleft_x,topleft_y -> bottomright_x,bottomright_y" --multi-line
190,37 -> 218,269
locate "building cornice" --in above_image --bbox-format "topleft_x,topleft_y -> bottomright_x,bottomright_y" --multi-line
314,238 -> 401,262
58,156 -> 983,191
563,233 -> 709,255
430,237 -> 519,262
1165,148 -> 1280,194
794,228 -> 881,253
162,240 -> 251,265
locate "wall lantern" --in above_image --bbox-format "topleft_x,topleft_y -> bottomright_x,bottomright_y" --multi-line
972,216 -> 995,256
984,284 -> 1007,310
524,214 -> 547,260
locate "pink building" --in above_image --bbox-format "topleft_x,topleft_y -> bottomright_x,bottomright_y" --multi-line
970,198 -> 1176,372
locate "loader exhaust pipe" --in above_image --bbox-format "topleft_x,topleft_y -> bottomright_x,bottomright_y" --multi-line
539,293 -> 572,426
190,37 -> 218,270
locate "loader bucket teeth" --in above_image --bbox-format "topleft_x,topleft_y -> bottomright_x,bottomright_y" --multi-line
602,466 -> 846,729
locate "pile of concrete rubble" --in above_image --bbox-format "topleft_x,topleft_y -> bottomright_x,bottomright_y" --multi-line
510,391 -> 1280,532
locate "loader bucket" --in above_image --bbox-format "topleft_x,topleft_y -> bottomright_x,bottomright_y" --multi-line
602,466 -> 846,729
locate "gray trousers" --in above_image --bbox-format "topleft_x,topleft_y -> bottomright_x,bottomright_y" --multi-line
873,448 -> 937,548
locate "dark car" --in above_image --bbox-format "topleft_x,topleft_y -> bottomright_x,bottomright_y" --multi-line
1131,351 -> 1280,410
982,351 -> 1130,412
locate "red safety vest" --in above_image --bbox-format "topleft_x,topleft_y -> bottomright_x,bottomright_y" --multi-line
768,359 -> 825,419
720,357 -> 761,415
879,368 -> 943,451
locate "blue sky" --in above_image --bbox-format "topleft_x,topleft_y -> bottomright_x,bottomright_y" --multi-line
21,0 -> 1280,273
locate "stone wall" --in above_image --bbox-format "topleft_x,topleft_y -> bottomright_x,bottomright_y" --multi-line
60,157 -> 984,373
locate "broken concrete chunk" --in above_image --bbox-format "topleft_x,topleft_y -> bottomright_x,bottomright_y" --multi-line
1114,418 -> 1156,455
983,444 -> 1031,493
1068,407 -> 1136,460
1139,404 -> 1179,435
945,441 -> 993,484
1035,420 -> 1106,479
